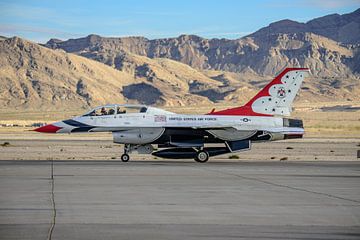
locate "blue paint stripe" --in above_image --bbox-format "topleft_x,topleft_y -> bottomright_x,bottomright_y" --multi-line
63,119 -> 92,128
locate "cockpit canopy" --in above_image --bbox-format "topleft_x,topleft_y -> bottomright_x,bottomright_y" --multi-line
82,104 -> 148,117
81,104 -> 174,117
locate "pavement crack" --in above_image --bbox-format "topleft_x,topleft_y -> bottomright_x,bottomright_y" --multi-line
201,168 -> 360,205
47,159 -> 56,240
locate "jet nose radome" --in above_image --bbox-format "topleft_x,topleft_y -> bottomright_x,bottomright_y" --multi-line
33,124 -> 62,133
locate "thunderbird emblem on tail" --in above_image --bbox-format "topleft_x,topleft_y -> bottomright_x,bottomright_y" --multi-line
277,87 -> 286,98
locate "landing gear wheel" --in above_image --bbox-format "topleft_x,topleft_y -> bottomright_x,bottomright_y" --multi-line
195,150 -> 209,163
121,154 -> 130,162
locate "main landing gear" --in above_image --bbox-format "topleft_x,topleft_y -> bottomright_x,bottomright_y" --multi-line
120,144 -> 210,163
121,144 -> 130,162
194,150 -> 209,163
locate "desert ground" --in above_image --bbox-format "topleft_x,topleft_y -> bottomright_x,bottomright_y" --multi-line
0,138 -> 359,161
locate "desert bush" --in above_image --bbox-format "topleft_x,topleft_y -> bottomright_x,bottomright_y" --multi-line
1,142 -> 10,147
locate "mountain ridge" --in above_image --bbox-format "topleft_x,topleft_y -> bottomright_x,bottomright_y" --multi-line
249,8 -> 360,44
44,8 -> 360,78
1,8 -> 360,111
45,31 -> 359,77
1,36 -> 236,110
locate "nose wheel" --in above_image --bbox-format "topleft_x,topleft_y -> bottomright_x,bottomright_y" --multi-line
121,153 -> 130,162
195,150 -> 209,163
121,144 -> 130,162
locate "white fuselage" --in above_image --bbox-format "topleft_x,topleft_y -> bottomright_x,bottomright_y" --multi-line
52,106 -> 303,145
59,112 -> 284,132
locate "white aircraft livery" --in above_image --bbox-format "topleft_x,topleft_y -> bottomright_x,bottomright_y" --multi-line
35,68 -> 310,162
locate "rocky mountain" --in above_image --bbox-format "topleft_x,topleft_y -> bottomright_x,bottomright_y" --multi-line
45,8 -> 360,77
249,8 -> 360,44
0,37 -> 129,110
0,37 -> 232,110
1,9 -> 360,111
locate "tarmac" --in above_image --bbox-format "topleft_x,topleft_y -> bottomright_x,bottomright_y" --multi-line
0,160 -> 360,240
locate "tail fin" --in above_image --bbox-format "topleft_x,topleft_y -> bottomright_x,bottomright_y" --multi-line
209,68 -> 310,116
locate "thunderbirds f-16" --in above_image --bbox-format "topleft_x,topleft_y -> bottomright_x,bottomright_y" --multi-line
35,68 -> 309,162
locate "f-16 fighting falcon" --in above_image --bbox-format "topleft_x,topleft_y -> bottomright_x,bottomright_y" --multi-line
34,68 -> 310,162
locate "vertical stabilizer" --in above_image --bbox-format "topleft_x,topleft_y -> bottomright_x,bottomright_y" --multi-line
209,68 -> 310,116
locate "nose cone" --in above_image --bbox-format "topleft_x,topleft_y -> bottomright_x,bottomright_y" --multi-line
33,124 -> 62,133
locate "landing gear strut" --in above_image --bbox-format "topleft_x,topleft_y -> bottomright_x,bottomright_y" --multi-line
121,144 -> 130,162
195,150 -> 209,163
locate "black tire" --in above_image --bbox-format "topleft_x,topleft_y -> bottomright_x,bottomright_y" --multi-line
195,150 -> 209,163
121,154 -> 130,162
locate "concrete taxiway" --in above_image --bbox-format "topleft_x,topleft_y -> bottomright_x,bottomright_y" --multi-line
0,160 -> 359,239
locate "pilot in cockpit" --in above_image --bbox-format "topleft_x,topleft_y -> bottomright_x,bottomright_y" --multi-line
117,107 -> 126,114
101,107 -> 107,115
108,108 -> 115,115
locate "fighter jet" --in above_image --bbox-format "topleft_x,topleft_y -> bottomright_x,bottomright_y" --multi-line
34,68 -> 309,162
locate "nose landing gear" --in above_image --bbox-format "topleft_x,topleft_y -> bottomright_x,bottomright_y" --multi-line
121,154 -> 130,162
121,144 -> 130,162
119,144 -> 155,162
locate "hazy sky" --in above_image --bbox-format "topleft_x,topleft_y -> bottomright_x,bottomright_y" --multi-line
0,0 -> 359,43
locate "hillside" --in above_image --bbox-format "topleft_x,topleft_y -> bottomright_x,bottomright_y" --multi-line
0,37 -> 230,110
46,32 -> 359,78
45,9 -> 360,78
1,36 -> 359,113
1,8 -> 360,111
249,8 -> 360,44
0,37 -> 131,110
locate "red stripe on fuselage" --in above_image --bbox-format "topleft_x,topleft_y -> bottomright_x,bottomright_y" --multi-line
34,124 -> 62,133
